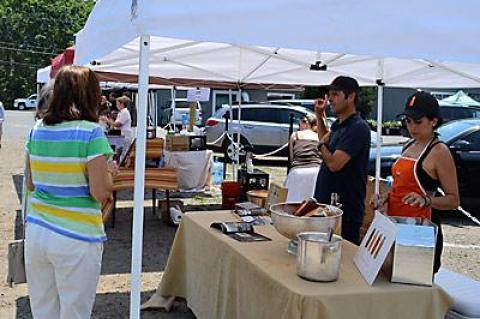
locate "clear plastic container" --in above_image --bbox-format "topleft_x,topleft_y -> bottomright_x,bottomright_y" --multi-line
212,158 -> 224,185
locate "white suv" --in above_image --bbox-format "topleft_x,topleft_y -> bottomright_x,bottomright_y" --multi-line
14,94 -> 38,110
205,104 -> 320,159
206,103 -> 378,160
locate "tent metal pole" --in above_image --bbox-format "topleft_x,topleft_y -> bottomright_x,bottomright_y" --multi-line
172,86 -> 176,132
227,89 -> 233,179
154,92 -> 158,130
130,34 -> 150,319
374,82 -> 384,195
234,85 -> 242,181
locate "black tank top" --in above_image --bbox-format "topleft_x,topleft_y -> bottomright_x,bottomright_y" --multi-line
402,138 -> 443,193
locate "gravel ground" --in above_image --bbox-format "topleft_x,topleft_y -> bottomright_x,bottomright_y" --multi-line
1,130 -> 478,319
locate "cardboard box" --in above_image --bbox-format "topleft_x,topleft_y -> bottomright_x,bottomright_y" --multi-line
166,135 -> 207,152
265,182 -> 288,208
166,135 -> 189,151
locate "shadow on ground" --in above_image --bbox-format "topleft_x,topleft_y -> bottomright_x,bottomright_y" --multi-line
12,174 -> 24,204
101,205 -> 178,275
16,291 -> 196,319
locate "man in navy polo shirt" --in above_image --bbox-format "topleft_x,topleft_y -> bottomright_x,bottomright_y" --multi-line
314,76 -> 371,245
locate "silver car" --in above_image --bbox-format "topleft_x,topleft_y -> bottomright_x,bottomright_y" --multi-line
205,103 -> 379,159
205,104 -> 321,158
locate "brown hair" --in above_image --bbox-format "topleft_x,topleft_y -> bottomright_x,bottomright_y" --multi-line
301,114 -> 317,128
43,65 -> 101,125
116,95 -> 131,108
35,80 -> 55,120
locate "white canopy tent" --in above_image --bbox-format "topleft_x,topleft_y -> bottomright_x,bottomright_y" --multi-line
439,90 -> 480,107
83,37 -> 480,89
74,1 -> 480,318
75,0 -> 480,66
36,66 -> 51,84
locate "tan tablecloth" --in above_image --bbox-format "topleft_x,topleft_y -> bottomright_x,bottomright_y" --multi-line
143,211 -> 453,319
164,150 -> 212,191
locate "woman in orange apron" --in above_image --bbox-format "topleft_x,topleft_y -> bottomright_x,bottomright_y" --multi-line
378,91 -> 459,273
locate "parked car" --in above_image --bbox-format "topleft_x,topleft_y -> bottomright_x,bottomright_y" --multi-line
160,98 -> 203,127
206,103 -> 380,160
368,119 -> 480,207
13,94 -> 37,110
400,105 -> 480,137
439,105 -> 480,123
268,99 -> 336,117
205,104 -> 319,159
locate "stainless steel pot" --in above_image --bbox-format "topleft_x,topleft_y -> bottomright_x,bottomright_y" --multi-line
296,232 -> 342,282
269,203 -> 342,240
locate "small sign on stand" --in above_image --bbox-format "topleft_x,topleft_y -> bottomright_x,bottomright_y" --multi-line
353,212 -> 397,286
187,88 -> 210,102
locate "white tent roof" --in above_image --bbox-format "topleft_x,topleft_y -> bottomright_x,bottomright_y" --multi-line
36,66 -> 51,84
75,0 -> 480,67
439,90 -> 480,107
85,36 -> 480,88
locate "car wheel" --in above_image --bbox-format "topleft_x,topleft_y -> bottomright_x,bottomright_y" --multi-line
221,134 -> 249,163
18,103 -> 25,110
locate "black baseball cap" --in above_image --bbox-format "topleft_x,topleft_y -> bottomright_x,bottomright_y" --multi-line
329,76 -> 360,93
398,91 -> 440,120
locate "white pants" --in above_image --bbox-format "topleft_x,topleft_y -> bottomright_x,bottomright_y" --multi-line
120,134 -> 134,162
285,166 -> 320,202
25,222 -> 103,319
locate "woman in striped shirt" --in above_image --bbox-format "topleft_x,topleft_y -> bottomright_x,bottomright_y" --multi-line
24,66 -> 114,319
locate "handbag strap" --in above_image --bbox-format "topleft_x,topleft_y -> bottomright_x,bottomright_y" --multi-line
20,168 -> 30,240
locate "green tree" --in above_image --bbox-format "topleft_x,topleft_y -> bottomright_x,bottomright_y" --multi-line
0,0 -> 95,108
302,85 -> 377,118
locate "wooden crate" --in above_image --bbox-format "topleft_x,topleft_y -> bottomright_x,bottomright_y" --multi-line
166,135 -> 189,151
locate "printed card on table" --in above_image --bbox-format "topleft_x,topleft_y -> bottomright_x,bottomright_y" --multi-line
353,212 -> 397,285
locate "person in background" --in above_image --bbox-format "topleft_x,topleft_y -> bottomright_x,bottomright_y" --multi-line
21,80 -> 55,241
24,65 -> 115,319
35,81 -> 55,120
374,91 -> 459,273
100,95 -> 133,161
98,98 -> 111,132
314,76 -> 371,245
0,101 -> 5,148
107,91 -> 120,118
285,114 -> 322,202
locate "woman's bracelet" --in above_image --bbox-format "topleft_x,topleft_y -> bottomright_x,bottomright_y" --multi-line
423,195 -> 432,208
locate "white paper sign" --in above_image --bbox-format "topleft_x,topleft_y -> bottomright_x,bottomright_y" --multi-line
353,212 -> 397,286
187,88 -> 210,102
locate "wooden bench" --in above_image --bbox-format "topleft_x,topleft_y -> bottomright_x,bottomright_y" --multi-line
103,138 -> 179,227
124,138 -> 164,168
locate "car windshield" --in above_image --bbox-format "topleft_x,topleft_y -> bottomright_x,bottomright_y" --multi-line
437,120 -> 477,142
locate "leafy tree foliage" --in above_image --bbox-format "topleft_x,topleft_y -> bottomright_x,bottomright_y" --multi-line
0,0 -> 94,108
302,85 -> 377,119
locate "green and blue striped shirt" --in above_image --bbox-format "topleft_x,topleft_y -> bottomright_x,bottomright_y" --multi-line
26,120 -> 113,242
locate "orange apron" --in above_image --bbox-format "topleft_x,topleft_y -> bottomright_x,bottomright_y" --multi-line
388,155 -> 432,220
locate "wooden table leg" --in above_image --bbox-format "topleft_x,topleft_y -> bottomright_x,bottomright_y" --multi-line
111,191 -> 117,228
152,189 -> 157,217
